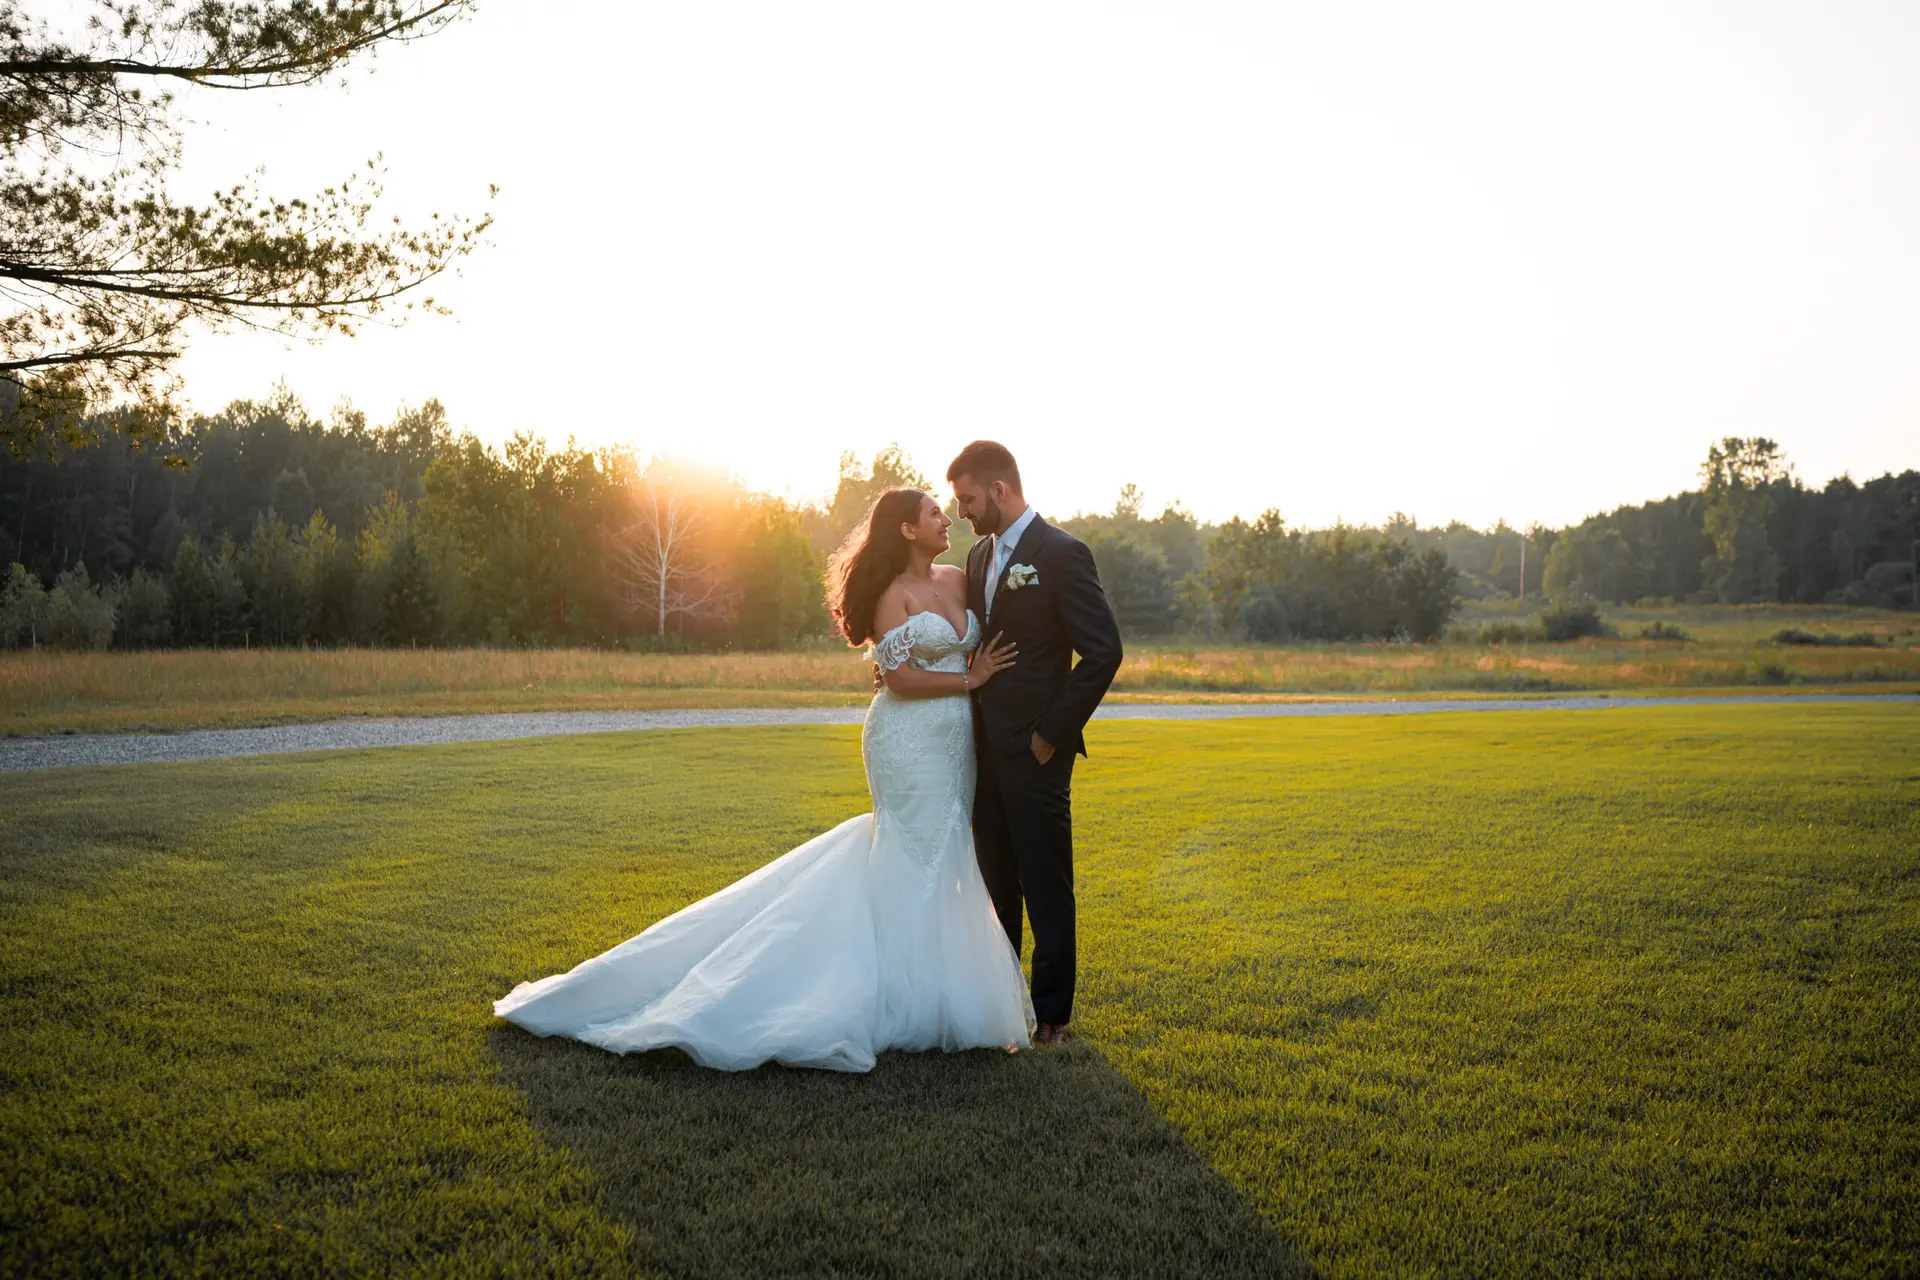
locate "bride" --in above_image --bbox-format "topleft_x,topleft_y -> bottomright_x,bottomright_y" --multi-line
494,488 -> 1032,1071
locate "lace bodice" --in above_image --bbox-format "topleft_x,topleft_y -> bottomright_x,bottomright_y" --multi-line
868,609 -> 979,675
860,606 -> 980,884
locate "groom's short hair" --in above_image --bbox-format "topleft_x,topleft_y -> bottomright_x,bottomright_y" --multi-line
946,441 -> 1022,494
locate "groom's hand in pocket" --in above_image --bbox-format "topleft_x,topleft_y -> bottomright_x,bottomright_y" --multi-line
1030,732 -> 1055,765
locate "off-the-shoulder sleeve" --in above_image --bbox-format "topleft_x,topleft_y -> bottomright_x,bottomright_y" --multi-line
868,623 -> 914,672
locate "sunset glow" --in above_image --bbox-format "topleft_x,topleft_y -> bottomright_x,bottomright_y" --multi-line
159,1 -> 1920,527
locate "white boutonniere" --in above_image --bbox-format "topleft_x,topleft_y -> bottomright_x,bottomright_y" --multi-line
1004,563 -> 1039,592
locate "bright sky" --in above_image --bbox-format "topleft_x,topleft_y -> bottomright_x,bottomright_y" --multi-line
165,1 -> 1920,529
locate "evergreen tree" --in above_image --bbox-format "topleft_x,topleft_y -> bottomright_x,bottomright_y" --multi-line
116,569 -> 172,648
207,535 -> 250,645
239,512 -> 307,645
1700,437 -> 1788,604
381,524 -> 439,645
169,537 -> 215,645
299,513 -> 358,645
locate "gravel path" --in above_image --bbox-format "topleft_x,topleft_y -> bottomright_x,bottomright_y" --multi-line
3,693 -> 1911,774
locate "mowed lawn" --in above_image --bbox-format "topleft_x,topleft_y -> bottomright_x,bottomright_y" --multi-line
1,707 -> 1916,1278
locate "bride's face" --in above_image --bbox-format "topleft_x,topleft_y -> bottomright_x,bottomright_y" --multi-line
903,495 -> 952,554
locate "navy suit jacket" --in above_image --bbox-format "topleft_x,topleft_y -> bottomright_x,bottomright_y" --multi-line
966,515 -> 1123,758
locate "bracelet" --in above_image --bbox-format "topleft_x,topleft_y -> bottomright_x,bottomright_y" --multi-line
961,670 -> 970,692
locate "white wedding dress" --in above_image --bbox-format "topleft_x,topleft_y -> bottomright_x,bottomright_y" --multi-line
494,608 -> 1034,1072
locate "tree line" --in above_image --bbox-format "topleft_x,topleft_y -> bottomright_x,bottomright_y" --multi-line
1530,439 -> 1918,609
0,389 -> 838,651
0,398 -> 1913,652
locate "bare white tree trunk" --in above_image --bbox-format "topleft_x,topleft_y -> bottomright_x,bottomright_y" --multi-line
607,478 -> 733,636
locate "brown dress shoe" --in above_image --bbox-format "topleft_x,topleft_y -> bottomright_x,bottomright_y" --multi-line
1033,1023 -> 1069,1045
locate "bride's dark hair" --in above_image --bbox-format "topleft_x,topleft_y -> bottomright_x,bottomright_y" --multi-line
828,487 -> 931,645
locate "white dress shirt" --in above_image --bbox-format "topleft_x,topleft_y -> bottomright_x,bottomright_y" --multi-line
984,506 -> 1039,617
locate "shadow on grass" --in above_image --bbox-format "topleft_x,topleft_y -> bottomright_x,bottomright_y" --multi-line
490,1026 -> 1314,1279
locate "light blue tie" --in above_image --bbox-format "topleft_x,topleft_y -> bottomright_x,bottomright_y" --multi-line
986,536 -> 1007,617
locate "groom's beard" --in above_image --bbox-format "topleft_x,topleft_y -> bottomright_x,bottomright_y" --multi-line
970,495 -> 1002,537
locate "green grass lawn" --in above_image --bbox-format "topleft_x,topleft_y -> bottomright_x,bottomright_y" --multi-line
2,707 -> 1916,1277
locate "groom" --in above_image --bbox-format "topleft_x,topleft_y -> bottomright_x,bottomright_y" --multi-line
947,441 -> 1123,1045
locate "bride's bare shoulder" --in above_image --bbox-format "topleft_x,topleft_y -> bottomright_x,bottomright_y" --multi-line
871,579 -> 912,636
933,563 -> 968,592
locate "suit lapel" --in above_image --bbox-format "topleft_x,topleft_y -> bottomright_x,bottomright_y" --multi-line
987,515 -> 1047,625
987,549 -> 1013,624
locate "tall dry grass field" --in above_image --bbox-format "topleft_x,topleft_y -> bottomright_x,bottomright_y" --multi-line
3,646 -> 877,735
1123,638 -> 1920,696
1456,600 -> 1920,646
5,603 -> 1916,734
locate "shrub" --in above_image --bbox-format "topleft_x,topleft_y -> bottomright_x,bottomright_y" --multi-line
1242,590 -> 1292,643
45,566 -> 117,650
1838,561 -> 1915,609
1539,602 -> 1614,642
1474,621 -> 1537,645
1769,629 -> 1883,648
1639,621 -> 1693,642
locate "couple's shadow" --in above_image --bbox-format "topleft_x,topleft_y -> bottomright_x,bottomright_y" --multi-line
490,1026 -> 1315,1278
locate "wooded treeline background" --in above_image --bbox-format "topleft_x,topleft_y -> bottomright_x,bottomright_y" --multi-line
0,392 -> 1914,651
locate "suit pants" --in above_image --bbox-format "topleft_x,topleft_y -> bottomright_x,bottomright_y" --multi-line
973,743 -> 1076,1026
